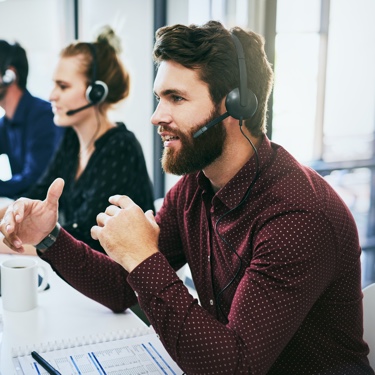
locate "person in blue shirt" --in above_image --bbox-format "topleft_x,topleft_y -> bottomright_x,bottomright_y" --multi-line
0,40 -> 63,198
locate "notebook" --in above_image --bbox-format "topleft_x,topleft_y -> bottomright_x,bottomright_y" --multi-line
12,327 -> 184,375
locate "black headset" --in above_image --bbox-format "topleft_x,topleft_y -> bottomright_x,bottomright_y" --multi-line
193,33 -> 258,139
225,33 -> 258,120
85,43 -> 108,105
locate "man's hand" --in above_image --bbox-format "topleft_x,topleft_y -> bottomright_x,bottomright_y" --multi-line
0,178 -> 64,253
91,195 -> 159,273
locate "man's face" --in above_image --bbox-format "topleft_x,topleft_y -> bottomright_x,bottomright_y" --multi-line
152,61 -> 226,175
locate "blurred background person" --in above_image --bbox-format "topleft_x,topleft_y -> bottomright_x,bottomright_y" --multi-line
0,40 -> 63,199
0,26 -> 154,255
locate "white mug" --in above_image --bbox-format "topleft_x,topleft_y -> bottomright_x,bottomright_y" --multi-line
0,258 -> 49,312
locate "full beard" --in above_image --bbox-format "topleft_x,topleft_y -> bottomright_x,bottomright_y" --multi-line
161,107 -> 226,175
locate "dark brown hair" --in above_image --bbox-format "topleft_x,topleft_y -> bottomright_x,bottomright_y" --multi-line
0,40 -> 28,89
61,26 -> 130,110
153,20 -> 273,137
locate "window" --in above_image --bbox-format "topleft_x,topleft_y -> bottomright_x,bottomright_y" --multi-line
272,0 -> 375,286
273,0 -> 322,162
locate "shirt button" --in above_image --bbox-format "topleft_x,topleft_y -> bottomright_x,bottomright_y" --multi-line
72,223 -> 78,228
208,255 -> 210,262
210,299 -> 214,305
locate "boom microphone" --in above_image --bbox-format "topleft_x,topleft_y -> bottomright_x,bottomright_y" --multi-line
193,112 -> 229,139
66,102 -> 95,116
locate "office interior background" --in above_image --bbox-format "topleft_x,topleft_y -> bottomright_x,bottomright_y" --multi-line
0,0 -> 374,286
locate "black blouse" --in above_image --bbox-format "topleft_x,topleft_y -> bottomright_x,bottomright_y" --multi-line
25,122 -> 154,253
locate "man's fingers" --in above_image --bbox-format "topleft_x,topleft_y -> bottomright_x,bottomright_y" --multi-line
91,225 -> 100,240
145,210 -> 157,225
1,207 -> 20,234
145,210 -> 160,235
3,234 -> 23,252
2,198 -> 27,230
105,205 -> 121,216
45,178 -> 65,209
96,212 -> 109,226
108,195 -> 134,209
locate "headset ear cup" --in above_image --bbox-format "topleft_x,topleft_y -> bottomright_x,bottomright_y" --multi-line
225,87 -> 258,120
86,80 -> 108,104
2,69 -> 16,86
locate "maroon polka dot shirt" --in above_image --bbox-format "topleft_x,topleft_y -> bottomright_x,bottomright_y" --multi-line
41,136 -> 374,374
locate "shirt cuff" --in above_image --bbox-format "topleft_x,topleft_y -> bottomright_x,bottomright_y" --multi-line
37,227 -> 70,258
127,252 -> 181,303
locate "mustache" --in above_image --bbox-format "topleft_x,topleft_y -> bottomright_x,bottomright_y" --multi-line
158,126 -> 184,139
158,125 -> 173,133
158,123 -> 206,140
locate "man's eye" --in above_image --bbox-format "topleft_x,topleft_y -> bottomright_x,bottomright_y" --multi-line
172,95 -> 184,102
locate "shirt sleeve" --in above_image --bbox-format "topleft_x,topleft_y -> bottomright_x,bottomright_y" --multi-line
0,110 -> 59,198
39,228 -> 138,312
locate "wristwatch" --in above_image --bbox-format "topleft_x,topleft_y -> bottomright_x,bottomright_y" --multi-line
35,223 -> 61,252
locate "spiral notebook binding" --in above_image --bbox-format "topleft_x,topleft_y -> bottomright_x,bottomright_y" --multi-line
11,326 -> 151,358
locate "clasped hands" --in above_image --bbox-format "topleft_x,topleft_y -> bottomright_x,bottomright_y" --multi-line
0,178 -> 160,273
91,194 -> 160,272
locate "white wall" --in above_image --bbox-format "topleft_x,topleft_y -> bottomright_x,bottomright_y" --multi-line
0,0 -> 66,100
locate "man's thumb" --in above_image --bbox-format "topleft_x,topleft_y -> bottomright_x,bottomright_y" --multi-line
45,178 -> 65,207
145,209 -> 159,229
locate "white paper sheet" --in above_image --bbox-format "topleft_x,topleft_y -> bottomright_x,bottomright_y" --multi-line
13,333 -> 184,375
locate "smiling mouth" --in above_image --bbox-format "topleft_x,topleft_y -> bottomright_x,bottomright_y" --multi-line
163,135 -> 179,141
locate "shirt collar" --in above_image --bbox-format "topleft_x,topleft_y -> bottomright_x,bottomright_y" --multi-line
197,135 -> 275,209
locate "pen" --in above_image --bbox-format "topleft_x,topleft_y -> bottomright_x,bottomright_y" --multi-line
31,351 -> 62,375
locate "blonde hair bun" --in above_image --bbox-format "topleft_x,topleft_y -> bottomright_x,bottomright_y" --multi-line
95,25 -> 122,54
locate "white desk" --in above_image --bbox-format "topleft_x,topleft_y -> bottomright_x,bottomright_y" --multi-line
0,254 -> 147,374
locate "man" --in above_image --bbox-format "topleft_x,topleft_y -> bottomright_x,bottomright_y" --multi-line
0,40 -> 63,198
1,21 -> 373,374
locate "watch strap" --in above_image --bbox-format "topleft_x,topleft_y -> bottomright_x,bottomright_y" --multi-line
35,223 -> 61,252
